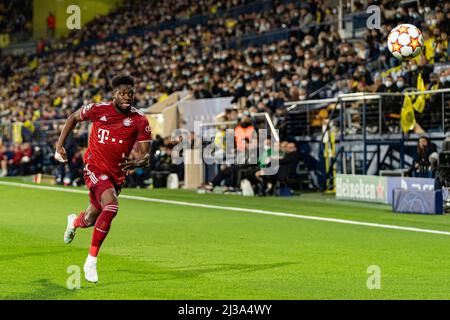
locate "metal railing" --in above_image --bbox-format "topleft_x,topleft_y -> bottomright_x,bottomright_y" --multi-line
285,88 -> 450,189
285,88 -> 450,140
198,112 -> 279,142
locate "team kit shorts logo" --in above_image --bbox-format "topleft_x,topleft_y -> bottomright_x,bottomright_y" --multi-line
123,118 -> 132,127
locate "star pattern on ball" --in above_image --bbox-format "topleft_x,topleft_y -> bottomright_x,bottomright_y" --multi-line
409,37 -> 421,51
391,40 -> 402,53
397,25 -> 410,35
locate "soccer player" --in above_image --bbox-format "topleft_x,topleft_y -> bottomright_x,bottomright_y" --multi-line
55,75 -> 152,283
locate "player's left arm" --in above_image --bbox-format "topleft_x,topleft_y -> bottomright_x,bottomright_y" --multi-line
119,117 -> 152,172
119,142 -> 150,172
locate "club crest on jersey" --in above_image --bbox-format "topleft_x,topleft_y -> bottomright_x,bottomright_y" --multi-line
100,174 -> 108,181
123,118 -> 132,127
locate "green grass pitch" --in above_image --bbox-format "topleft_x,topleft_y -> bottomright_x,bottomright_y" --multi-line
1,178 -> 450,299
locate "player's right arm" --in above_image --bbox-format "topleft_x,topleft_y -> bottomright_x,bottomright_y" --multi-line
55,109 -> 83,163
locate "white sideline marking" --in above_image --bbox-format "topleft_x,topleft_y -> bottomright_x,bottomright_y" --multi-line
1,181 -> 450,237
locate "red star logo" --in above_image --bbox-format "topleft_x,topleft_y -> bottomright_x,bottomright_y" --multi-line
376,181 -> 385,199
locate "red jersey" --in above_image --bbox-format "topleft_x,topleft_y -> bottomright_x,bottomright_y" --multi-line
80,101 -> 152,186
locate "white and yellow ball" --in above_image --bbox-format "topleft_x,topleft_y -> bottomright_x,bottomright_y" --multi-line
387,24 -> 424,60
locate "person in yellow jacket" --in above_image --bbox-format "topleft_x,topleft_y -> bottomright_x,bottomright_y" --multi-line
424,28 -> 448,64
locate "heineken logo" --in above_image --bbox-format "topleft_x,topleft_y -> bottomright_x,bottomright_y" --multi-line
336,175 -> 387,203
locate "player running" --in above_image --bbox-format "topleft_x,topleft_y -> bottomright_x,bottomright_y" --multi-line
55,75 -> 152,283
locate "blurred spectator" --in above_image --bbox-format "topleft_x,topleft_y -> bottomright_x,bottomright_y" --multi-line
234,114 -> 255,151
142,142 -> 184,188
376,75 -> 402,132
0,143 -> 7,177
0,0 -> 32,38
410,135 -> 438,178
47,12 -> 56,38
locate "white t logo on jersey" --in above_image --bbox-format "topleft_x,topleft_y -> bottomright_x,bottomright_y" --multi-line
97,128 -> 110,144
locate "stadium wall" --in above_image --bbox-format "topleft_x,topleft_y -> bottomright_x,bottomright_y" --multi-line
33,0 -> 122,39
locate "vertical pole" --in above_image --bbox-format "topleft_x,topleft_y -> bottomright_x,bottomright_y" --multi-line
351,151 -> 356,174
307,105 -> 310,137
377,144 -> 380,175
324,138 -> 329,190
331,129 -> 336,191
442,92 -> 445,132
363,98 -> 367,174
339,98 -> 344,175
378,98 -> 382,135
338,0 -> 343,32
343,150 -> 347,174
400,131 -> 405,169
339,98 -> 344,142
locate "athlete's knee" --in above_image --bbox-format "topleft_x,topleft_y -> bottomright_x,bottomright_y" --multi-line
101,189 -> 119,215
102,201 -> 119,216
94,201 -> 118,233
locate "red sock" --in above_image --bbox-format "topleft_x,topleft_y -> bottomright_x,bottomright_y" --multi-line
73,212 -> 90,228
89,203 -> 118,257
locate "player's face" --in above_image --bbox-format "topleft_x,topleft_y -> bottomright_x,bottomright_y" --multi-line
115,85 -> 135,111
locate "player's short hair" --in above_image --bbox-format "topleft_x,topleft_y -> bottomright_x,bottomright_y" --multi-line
111,75 -> 135,89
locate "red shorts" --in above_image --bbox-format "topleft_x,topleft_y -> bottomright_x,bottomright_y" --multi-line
83,164 -> 121,211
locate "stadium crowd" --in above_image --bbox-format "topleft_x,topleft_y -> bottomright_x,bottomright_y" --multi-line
0,0 -> 449,191
0,0 -> 33,37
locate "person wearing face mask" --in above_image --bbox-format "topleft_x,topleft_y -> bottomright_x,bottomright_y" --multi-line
274,64 -> 287,82
298,87 -> 308,101
298,5 -> 314,34
396,76 -> 407,91
234,114 -> 256,152
408,8 -> 420,20
376,75 -> 399,92
356,64 -> 373,86
423,73 -> 443,130
423,28 -> 445,64
193,83 -> 212,99
428,73 -> 441,90
262,94 -> 272,108
250,92 -> 261,107
273,107 -> 287,140
444,73 -> 450,89
441,12 -> 450,38
377,75 -> 402,131
306,72 -> 325,95
405,58 -> 433,87
394,7 -> 408,23
211,80 -> 222,96
232,79 -> 246,99
434,31 -> 448,63
439,74 -> 447,87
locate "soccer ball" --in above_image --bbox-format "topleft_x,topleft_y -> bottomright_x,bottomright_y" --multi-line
387,24 -> 424,60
